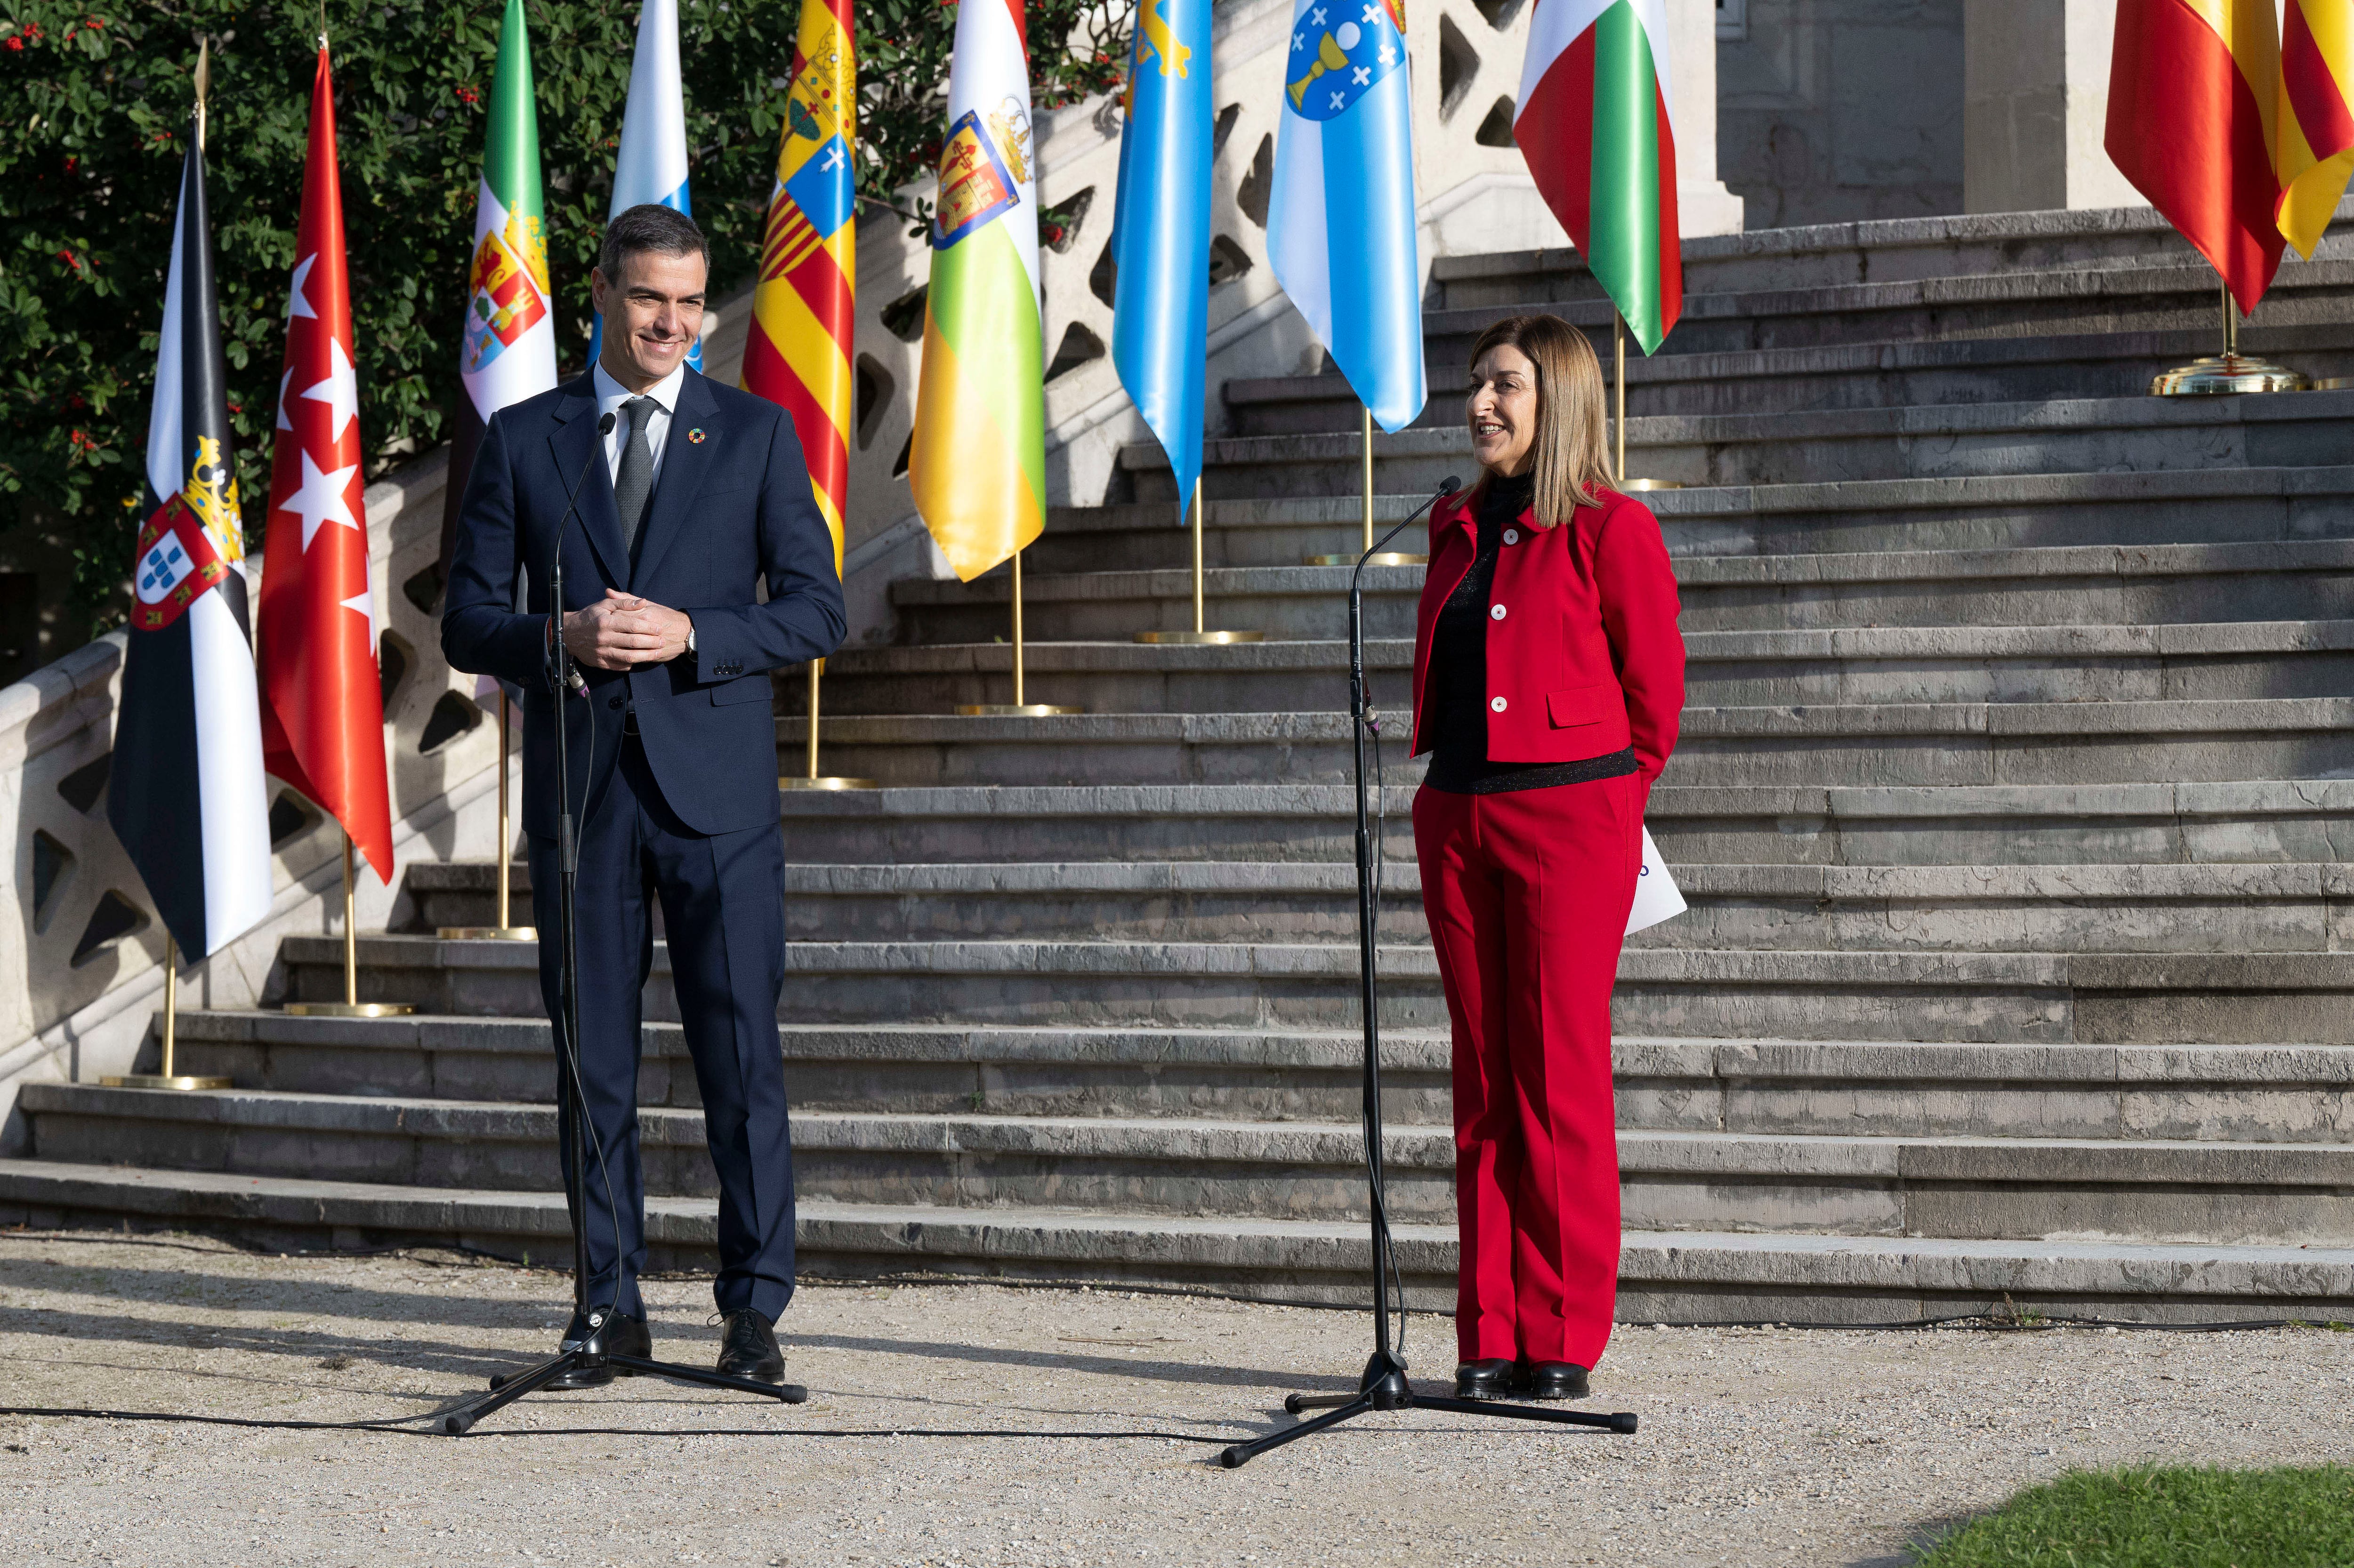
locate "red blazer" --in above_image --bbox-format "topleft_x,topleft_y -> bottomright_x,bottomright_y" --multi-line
1409,483 -> 1686,787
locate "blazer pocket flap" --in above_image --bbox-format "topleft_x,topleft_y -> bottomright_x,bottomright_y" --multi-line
711,675 -> 774,706
1546,683 -> 1613,729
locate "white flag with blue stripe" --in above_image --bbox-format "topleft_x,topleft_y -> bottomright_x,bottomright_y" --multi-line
592,0 -> 700,370
1267,0 -> 1426,432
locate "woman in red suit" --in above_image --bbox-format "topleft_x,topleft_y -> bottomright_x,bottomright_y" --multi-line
1411,314 -> 1686,1402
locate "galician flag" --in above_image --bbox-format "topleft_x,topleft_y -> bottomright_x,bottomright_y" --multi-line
1513,0 -> 1683,353
743,0 -> 857,572
1110,0 -> 1214,507
592,0 -> 699,370
259,44 -> 395,883
909,0 -> 1044,582
437,0 -> 556,575
2277,0 -> 2354,257
1267,0 -> 1427,432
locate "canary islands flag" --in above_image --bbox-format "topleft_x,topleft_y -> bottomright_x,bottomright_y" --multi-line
1267,0 -> 1426,432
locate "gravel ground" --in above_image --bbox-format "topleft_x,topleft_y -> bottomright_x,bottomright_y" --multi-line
0,1230 -> 2347,1568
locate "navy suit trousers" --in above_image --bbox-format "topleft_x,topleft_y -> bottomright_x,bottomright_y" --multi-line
528,732 -> 796,1324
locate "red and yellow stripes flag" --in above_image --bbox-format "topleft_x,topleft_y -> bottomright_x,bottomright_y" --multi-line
2106,0 -> 2286,312
2279,0 -> 2354,256
742,0 -> 856,572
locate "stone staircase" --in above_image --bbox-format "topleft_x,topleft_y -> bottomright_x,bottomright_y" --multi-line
8,209 -> 2354,1324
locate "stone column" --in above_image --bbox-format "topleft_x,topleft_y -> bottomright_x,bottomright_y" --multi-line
1671,0 -> 1747,236
1963,0 -> 2140,211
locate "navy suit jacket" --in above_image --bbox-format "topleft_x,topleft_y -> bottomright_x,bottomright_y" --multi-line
441,369 -> 846,839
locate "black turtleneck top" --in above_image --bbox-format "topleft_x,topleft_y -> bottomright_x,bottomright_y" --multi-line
1420,471 -> 1640,796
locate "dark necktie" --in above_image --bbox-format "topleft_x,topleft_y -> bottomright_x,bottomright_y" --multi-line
613,395 -> 657,553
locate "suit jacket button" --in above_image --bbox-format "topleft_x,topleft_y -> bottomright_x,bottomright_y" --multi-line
608,695 -> 623,709
1491,696 -> 1507,713
1490,604 -> 1507,620
1503,528 -> 1519,545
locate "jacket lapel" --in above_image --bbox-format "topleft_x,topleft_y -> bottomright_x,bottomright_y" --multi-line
628,370 -> 720,587
547,376 -> 630,588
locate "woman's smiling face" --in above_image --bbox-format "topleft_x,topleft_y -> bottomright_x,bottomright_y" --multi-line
1467,343 -> 1540,477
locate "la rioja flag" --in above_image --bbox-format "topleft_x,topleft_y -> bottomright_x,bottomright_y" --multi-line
258,45 -> 394,882
1513,0 -> 1683,353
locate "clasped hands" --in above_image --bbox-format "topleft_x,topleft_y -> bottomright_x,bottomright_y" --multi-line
561,589 -> 694,671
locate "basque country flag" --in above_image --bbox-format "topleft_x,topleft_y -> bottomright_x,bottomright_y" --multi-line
259,44 -> 395,883
107,128 -> 274,961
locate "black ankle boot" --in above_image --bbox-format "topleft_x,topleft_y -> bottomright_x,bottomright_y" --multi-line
1454,1358 -> 1517,1399
1525,1361 -> 1590,1400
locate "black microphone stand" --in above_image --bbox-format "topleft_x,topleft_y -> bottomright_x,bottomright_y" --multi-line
1217,477 -> 1637,1468
439,412 -> 806,1433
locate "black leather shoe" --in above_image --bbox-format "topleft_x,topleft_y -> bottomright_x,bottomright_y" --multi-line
716,1310 -> 786,1383
1525,1361 -> 1590,1401
1454,1358 -> 1518,1399
547,1310 -> 651,1390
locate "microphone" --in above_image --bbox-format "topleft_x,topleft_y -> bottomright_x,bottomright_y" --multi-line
548,411 -> 618,700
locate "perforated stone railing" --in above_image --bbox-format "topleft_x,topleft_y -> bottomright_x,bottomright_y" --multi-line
0,0 -> 1733,1134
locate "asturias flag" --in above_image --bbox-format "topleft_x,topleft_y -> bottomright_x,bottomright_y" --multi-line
593,0 -> 700,370
909,0 -> 1045,582
259,44 -> 394,884
1267,0 -> 1426,432
1110,0 -> 1214,508
743,0 -> 857,572
438,0 -> 556,576
1514,0 -> 1683,353
2277,0 -> 2354,257
107,117 -> 274,961
2107,0 -> 2286,312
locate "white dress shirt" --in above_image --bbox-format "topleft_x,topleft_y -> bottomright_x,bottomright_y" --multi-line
592,359 -> 686,490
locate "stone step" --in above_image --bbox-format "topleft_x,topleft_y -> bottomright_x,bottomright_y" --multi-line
1413,256 -> 2354,363
276,933 -> 2354,1044
764,779 -> 2354,869
413,858 -> 2354,957
892,541 -> 2354,645
23,1083 -> 2354,1246
1427,205 -> 2354,304
1034,468 -> 2354,577
1140,392 -> 2354,502
801,621 -> 2354,717
7,1157 -> 2347,1318
139,1011 -> 2354,1144
773,700 -> 2354,790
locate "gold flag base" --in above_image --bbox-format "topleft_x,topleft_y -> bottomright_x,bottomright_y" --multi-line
781,776 -> 880,790
1306,551 -> 1427,567
2151,354 -> 2312,395
956,703 -> 1084,716
104,1073 -> 231,1091
437,926 -> 538,941
1134,629 -> 1265,644
284,1000 -> 416,1018
1618,478 -> 1684,492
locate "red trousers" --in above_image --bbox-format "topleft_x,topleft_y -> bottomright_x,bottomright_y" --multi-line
1413,774 -> 1641,1369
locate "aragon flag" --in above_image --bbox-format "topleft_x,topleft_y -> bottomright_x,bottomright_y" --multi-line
259,44 -> 395,883
909,0 -> 1045,582
107,118 -> 274,961
1513,0 -> 1683,354
436,0 -> 557,577
742,0 -> 857,573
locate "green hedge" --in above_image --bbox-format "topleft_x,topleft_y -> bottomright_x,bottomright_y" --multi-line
0,0 -> 1126,621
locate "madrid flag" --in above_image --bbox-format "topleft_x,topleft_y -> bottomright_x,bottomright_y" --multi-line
259,45 -> 394,882
909,0 -> 1044,581
1513,0 -> 1682,353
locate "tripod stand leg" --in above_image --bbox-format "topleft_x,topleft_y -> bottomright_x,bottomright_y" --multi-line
1282,1391 -> 1361,1414
439,1351 -> 585,1435
606,1354 -> 809,1403
1411,1393 -> 1638,1434
1218,1394 -> 1375,1469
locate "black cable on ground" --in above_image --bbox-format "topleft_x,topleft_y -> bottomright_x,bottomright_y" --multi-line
0,1405 -> 1232,1444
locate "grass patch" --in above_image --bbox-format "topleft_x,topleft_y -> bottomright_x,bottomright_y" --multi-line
1917,1464 -> 2354,1567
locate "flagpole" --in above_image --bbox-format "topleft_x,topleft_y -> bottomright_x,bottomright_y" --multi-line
105,934 -> 231,1090
288,831 -> 413,1017
782,658 -> 878,788
958,547 -> 1080,716
1137,486 -> 1264,644
1306,403 -> 1425,566
442,694 -> 542,936
2150,273 -> 2308,394
1612,311 -> 1680,492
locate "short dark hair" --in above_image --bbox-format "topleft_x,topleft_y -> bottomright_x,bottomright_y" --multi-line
598,203 -> 709,282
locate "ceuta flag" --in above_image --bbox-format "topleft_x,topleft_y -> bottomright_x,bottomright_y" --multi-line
1513,0 -> 1683,354
258,44 -> 394,882
2107,0 -> 2286,313
742,0 -> 857,574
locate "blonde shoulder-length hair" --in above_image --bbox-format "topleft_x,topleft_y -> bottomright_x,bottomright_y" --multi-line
1465,314 -> 1612,528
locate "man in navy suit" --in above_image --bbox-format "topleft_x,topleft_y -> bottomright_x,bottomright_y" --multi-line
442,204 -> 844,1386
